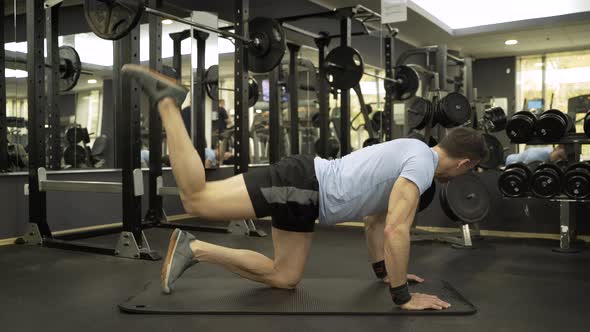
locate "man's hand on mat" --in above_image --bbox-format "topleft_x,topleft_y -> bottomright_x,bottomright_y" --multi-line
381,274 -> 424,284
400,293 -> 451,311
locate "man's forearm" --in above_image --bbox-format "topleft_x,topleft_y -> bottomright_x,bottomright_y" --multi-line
383,224 -> 411,287
364,215 -> 385,263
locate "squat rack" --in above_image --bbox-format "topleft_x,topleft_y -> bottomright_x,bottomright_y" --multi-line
19,0 -> 158,260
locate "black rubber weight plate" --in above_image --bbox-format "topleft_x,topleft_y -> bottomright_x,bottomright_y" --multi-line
442,173 -> 490,223
205,65 -> 219,101
119,278 -> 476,315
84,0 -> 143,40
325,46 -> 364,90
58,46 -> 81,92
248,17 -> 286,73
479,134 -> 504,169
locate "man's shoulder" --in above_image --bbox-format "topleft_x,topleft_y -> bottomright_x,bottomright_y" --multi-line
384,138 -> 431,157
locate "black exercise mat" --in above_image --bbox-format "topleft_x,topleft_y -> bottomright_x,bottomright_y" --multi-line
119,278 -> 476,315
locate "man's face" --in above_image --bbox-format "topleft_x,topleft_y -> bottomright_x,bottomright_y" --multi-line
435,159 -> 478,182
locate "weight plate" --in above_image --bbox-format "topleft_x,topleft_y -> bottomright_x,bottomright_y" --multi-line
482,106 -> 507,132
498,163 -> 531,197
248,17 -> 286,73
506,111 -> 536,143
63,145 -> 87,167
84,0 -> 143,41
324,46 -> 364,90
441,173 -> 490,224
537,109 -> 568,140
315,137 -> 340,159
65,127 -> 90,145
531,163 -> 564,199
58,46 -> 82,92
564,162 -> 590,199
204,65 -> 219,101
438,92 -> 471,128
478,134 -> 504,169
386,65 -> 420,100
418,180 -> 436,212
407,97 -> 433,130
247,77 -> 259,107
405,131 -> 438,147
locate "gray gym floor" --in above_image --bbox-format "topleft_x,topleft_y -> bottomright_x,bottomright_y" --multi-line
1,224 -> 588,332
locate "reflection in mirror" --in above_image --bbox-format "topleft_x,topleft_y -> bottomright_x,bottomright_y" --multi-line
3,2 -> 28,172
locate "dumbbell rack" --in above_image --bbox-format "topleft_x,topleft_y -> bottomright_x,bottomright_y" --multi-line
510,133 -> 590,253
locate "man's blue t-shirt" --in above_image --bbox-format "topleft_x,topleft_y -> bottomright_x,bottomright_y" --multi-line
314,139 -> 439,225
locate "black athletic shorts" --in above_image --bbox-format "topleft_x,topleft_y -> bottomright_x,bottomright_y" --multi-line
243,155 -> 319,232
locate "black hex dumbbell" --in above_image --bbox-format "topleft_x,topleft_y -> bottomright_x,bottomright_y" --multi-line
498,162 -> 532,197
506,111 -> 537,143
563,162 -> 590,199
536,109 -> 573,141
530,162 -> 566,199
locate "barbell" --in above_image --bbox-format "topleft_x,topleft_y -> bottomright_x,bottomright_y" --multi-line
203,65 -> 259,108
323,46 -> 419,99
83,0 -> 286,73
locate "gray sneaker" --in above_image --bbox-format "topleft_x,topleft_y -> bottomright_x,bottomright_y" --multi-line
122,64 -> 188,108
161,228 -> 198,294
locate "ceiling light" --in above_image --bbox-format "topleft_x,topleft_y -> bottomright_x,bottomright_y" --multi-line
505,39 -> 518,45
535,62 -> 544,67
162,19 -> 173,25
87,79 -> 98,84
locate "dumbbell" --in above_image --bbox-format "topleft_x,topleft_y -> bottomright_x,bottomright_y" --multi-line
563,161 -> 590,199
530,162 -> 566,199
536,109 -> 574,141
482,106 -> 507,132
433,92 -> 471,128
498,162 -> 532,197
506,111 -> 537,143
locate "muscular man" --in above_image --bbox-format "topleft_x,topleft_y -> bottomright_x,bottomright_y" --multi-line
122,64 -> 487,311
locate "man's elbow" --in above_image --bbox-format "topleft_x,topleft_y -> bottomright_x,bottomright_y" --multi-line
383,223 -> 410,239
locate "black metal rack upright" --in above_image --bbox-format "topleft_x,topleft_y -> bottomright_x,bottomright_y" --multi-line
287,43 -> 300,155
145,0 -> 165,225
268,65 -> 281,163
383,32 -> 396,141
315,34 -> 330,158
0,0 -> 9,172
25,0 -> 49,237
338,12 -> 352,156
234,0 -> 250,174
46,3 -> 61,170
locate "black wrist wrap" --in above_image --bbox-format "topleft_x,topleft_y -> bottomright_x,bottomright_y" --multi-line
372,260 -> 387,279
389,283 -> 412,305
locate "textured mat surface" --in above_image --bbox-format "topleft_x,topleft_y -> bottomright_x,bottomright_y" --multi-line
119,278 -> 476,315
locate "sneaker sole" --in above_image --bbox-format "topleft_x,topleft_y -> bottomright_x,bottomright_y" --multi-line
161,229 -> 182,294
122,64 -> 179,86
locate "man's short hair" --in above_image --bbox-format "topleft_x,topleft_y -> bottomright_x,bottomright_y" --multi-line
438,127 -> 488,161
